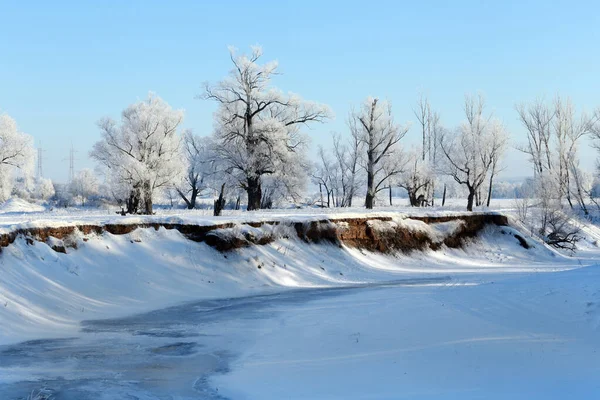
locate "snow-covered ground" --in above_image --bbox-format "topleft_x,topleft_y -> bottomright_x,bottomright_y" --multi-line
213,266 -> 600,399
1,199 -> 599,399
0,197 -> 516,235
0,220 -> 569,347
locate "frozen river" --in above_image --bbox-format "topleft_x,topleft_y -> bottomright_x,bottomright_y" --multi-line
1,271 -> 599,399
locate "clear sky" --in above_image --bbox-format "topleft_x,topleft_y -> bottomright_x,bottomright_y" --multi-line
1,0 -> 599,183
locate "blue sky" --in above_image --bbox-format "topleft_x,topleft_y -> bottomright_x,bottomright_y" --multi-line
1,0 -> 599,182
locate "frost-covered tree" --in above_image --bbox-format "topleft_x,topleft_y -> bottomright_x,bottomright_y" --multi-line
70,169 -> 99,207
91,93 -> 184,214
311,146 -> 338,207
202,46 -> 331,210
398,148 -> 433,207
0,113 -> 35,202
349,97 -> 409,209
333,133 -> 362,207
175,131 -> 221,209
34,178 -> 55,201
439,94 -> 507,211
412,94 -> 442,205
517,96 -> 597,208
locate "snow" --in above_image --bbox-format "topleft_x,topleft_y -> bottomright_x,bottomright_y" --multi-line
0,201 -> 599,398
0,199 -> 511,236
368,217 -> 465,243
0,198 -> 45,214
0,212 -> 575,347
211,265 -> 600,399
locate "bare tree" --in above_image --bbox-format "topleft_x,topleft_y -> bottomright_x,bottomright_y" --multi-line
175,132 -> 220,209
311,146 -> 337,207
398,149 -> 432,207
516,99 -> 553,177
414,94 -> 431,162
350,97 -> 409,209
332,133 -> 362,207
439,94 -> 507,211
517,96 -> 597,208
406,94 -> 442,206
202,46 -> 331,211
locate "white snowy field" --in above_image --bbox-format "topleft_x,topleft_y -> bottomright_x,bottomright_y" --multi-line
0,198 -> 599,399
211,268 -> 600,399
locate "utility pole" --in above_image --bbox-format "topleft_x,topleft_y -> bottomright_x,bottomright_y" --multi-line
69,144 -> 75,182
62,143 -> 77,183
36,147 -> 44,178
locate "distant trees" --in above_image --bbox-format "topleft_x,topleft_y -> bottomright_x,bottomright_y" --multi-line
202,46 -> 331,211
34,178 -> 55,201
91,93 -> 184,214
398,149 -> 433,207
349,97 -> 409,209
311,146 -> 339,208
0,113 -> 35,202
334,133 -> 362,207
175,132 -> 221,209
439,94 -> 507,211
70,169 -> 99,206
397,94 -> 441,207
511,96 -> 600,250
516,96 -> 596,209
7,42 -> 600,227
312,132 -> 362,208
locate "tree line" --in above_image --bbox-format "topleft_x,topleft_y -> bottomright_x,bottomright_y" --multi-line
2,46 -> 600,222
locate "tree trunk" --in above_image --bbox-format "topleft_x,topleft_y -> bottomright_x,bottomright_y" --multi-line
408,189 -> 418,207
486,174 -> 494,208
126,188 -> 140,214
142,181 -> 153,215
389,185 -> 392,206
467,187 -> 475,212
319,183 -> 324,207
246,176 -> 262,211
214,183 -> 226,216
566,186 -> 574,209
442,184 -> 447,207
365,162 -> 375,209
365,192 -> 375,209
189,187 -> 199,209
177,188 -> 195,209
235,195 -> 241,210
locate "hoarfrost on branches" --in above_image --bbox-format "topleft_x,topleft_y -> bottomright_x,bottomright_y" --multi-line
439,94 -> 507,211
349,97 -> 409,209
202,46 -> 331,210
0,113 -> 35,202
90,93 -> 184,214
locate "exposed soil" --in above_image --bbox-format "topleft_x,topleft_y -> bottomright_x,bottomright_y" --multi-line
0,213 -> 510,254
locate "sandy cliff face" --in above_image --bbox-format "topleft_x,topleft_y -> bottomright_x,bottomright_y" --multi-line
0,213 -> 515,254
